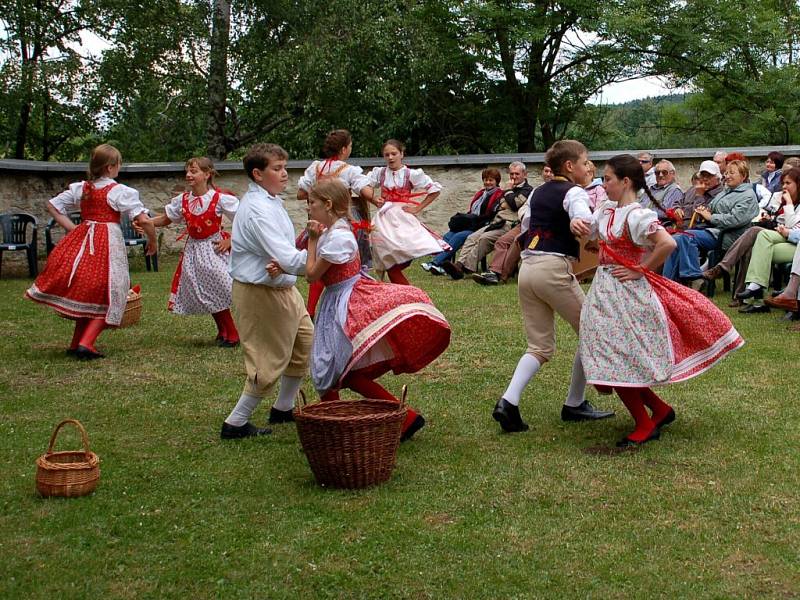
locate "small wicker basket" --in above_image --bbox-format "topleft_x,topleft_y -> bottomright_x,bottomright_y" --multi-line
119,289 -> 142,328
35,419 -> 100,498
294,387 -> 406,489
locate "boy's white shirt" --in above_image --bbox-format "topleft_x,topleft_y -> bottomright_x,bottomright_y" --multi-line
229,183 -> 307,286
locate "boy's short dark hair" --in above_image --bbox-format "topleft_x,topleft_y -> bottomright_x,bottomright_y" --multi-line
481,167 -> 502,185
545,140 -> 587,175
243,143 -> 289,181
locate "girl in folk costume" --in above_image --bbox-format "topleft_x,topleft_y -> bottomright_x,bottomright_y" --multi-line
367,139 -> 448,285
272,179 -> 451,441
580,154 -> 744,447
297,129 -> 375,316
26,144 -> 157,359
147,157 -> 240,346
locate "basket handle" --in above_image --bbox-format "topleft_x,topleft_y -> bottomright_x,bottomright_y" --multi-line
297,389 -> 307,407
400,385 -> 408,409
46,419 -> 91,455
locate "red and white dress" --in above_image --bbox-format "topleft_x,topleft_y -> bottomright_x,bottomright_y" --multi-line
26,178 -> 147,325
580,201 -> 744,386
165,189 -> 238,314
367,166 -> 448,271
310,219 -> 451,393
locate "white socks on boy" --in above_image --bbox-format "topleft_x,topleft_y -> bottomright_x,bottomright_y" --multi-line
563,351 -> 587,408
273,375 -> 302,412
502,354 -> 541,406
225,392 -> 262,426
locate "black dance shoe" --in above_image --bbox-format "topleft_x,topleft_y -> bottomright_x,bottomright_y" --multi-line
75,345 -> 104,360
220,422 -> 272,439
268,407 -> 295,424
492,399 -> 529,432
736,287 -> 764,300
561,400 -> 615,422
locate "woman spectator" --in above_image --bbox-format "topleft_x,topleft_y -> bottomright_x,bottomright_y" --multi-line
662,159 -> 759,288
762,151 -> 785,194
583,160 -> 607,211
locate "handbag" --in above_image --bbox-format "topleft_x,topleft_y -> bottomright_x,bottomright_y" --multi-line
448,212 -> 487,233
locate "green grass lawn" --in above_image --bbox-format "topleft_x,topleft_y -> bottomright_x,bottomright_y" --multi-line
1,256 -> 798,599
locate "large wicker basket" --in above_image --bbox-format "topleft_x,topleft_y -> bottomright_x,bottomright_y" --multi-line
119,289 -> 142,328
35,419 -> 100,498
294,388 -> 406,489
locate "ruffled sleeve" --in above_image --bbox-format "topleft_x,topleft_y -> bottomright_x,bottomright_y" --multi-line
318,225 -> 358,264
627,206 -> 662,246
48,181 -> 85,214
297,161 -> 318,191
343,165 -> 370,195
164,194 -> 184,223
408,168 -> 442,194
216,192 -> 239,220
366,167 -> 382,187
107,183 -> 148,218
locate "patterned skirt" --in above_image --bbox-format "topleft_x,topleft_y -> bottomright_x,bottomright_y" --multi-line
311,273 -> 451,393
26,221 -> 129,325
169,233 -> 233,315
580,266 -> 744,387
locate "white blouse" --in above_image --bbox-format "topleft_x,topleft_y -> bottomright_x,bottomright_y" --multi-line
49,177 -> 147,219
593,200 -> 662,246
367,166 -> 443,195
164,189 -> 238,223
297,160 -> 371,194
317,219 -> 358,264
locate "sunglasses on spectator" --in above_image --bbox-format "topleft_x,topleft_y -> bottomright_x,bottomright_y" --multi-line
655,170 -> 672,176
639,159 -> 651,164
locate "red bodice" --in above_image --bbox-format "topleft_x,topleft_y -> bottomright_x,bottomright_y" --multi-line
599,208 -> 647,266
182,191 -> 222,239
321,257 -> 362,286
380,166 -> 425,204
80,182 -> 121,223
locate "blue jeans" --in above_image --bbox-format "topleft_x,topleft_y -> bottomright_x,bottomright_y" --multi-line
432,230 -> 472,265
662,229 -> 718,281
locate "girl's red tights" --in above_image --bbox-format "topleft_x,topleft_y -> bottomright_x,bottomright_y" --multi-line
307,280 -> 325,317
321,372 -> 420,432
639,387 -> 673,424
69,318 -> 89,350
386,265 -> 410,285
614,387 -> 657,443
78,318 -> 106,352
212,309 -> 239,342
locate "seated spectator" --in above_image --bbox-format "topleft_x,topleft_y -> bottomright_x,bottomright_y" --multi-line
713,150 -> 728,174
765,230 -> 800,315
584,160 -> 607,210
722,152 -> 773,215
704,167 -> 800,302
641,159 -> 683,220
639,151 -> 656,187
762,151 -> 785,193
669,161 -> 725,229
440,162 -> 534,280
734,167 -> 800,312
662,159 -> 759,288
421,168 -> 503,275
472,166 -> 554,285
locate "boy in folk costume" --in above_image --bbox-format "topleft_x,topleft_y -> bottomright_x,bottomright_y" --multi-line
221,143 -> 314,439
492,140 -> 615,433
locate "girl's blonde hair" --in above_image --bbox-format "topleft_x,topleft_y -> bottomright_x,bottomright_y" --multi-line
310,179 -> 352,220
87,144 -> 122,181
186,156 -> 218,188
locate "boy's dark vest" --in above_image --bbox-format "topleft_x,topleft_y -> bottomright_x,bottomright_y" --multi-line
519,179 -> 579,258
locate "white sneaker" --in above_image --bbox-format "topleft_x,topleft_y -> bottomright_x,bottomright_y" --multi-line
429,265 -> 445,276
421,262 -> 433,272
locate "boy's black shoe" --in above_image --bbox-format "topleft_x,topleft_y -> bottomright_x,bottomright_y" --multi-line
492,398 -> 529,432
268,407 -> 295,424
736,287 -> 763,300
561,401 -> 615,421
472,271 -> 500,286
441,261 -> 464,280
400,415 -> 426,442
220,421 -> 272,439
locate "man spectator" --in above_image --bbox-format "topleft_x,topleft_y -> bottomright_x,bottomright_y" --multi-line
441,162 -> 534,280
671,160 -> 724,229
472,166 -> 554,285
713,150 -> 728,174
642,159 -> 683,220
639,152 -> 656,187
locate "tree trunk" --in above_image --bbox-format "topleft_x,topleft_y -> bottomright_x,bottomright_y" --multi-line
207,0 -> 231,160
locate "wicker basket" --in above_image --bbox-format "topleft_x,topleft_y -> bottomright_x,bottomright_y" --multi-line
294,387 -> 407,489
35,419 -> 100,498
119,289 -> 142,328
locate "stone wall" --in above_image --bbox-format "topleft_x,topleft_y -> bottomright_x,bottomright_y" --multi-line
2,145 -> 798,261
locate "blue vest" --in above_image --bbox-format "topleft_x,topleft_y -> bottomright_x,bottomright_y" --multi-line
519,179 -> 579,258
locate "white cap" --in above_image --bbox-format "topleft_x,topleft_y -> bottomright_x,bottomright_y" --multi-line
699,160 -> 722,178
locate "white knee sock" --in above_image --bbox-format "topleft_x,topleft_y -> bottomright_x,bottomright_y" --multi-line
564,351 -> 587,408
273,375 -> 302,411
502,354 -> 541,406
225,393 -> 262,426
